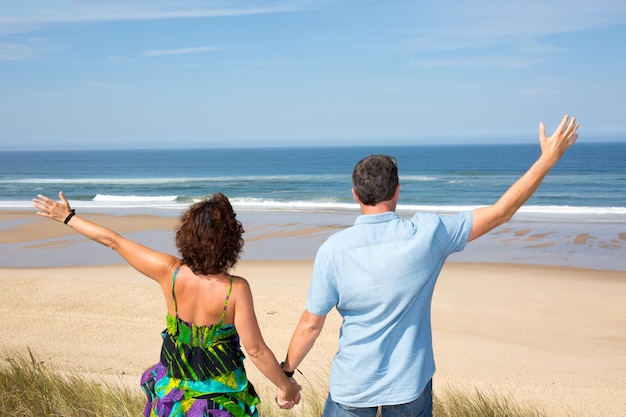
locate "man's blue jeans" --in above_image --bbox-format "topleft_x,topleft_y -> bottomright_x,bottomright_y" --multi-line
321,379 -> 432,417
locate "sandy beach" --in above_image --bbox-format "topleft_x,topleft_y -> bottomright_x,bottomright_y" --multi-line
1,210 -> 625,416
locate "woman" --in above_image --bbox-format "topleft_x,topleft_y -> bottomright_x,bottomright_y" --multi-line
33,191 -> 300,417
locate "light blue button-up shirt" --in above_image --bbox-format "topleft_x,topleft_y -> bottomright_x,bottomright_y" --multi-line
306,210 -> 472,407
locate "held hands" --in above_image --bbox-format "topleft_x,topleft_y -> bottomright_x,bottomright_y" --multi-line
539,115 -> 579,162
33,192 -> 74,223
275,377 -> 302,410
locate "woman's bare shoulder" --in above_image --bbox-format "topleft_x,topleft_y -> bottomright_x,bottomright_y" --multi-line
230,274 -> 251,288
229,274 -> 254,301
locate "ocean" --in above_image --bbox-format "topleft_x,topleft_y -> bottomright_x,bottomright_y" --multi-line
1,143 -> 625,271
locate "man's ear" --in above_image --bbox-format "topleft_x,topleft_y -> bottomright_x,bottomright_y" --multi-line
351,188 -> 360,204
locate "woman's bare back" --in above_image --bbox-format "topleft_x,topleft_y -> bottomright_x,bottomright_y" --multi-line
168,265 -> 237,326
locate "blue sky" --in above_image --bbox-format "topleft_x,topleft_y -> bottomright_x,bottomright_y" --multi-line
1,0 -> 626,150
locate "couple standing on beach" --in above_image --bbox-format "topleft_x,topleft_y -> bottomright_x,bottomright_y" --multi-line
33,115 -> 578,417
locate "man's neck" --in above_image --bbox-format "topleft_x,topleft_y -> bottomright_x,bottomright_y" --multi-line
360,201 -> 396,215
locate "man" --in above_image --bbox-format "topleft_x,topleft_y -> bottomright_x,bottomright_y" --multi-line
277,115 -> 579,416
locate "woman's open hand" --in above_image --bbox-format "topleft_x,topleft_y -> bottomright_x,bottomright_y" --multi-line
33,191 -> 73,223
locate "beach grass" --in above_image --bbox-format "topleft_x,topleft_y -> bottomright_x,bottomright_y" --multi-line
432,388 -> 549,417
0,349 -> 143,417
0,350 -> 576,417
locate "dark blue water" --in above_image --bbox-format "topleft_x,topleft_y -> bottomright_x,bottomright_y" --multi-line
1,143 -> 625,220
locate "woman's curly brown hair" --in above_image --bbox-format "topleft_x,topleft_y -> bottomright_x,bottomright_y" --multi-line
175,193 -> 244,275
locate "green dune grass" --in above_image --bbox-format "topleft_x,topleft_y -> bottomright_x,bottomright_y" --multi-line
1,350 -> 576,417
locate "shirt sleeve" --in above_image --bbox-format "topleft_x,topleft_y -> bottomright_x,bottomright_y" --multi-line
305,246 -> 339,316
440,210 -> 473,255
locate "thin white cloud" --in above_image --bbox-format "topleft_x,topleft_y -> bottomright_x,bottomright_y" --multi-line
142,46 -> 221,57
405,0 -> 626,51
401,1 -> 625,70
0,37 -> 64,61
0,41 -> 37,61
513,38 -> 568,55
0,2 -> 304,35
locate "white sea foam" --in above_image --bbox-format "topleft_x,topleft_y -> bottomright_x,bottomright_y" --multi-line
93,194 -> 178,202
399,175 -> 439,182
397,204 -> 626,216
4,197 -> 626,219
230,198 -> 358,212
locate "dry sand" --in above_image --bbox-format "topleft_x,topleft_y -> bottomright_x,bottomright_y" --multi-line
1,211 -> 625,416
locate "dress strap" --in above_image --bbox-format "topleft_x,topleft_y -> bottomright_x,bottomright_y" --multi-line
171,267 -> 181,315
219,275 -> 234,324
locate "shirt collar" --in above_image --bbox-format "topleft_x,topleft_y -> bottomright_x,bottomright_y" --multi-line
354,211 -> 399,225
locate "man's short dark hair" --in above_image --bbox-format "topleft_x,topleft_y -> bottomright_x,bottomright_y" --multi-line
352,154 -> 399,206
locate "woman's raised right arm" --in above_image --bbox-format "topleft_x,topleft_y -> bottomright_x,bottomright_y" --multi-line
33,191 -> 178,284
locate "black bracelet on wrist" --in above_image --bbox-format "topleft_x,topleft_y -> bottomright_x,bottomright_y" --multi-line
280,361 -> 295,378
64,209 -> 76,225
